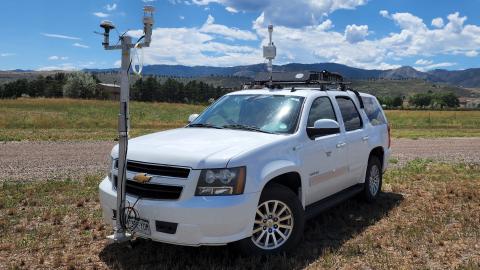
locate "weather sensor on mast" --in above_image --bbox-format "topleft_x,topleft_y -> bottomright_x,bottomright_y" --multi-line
263,25 -> 276,87
99,5 -> 155,244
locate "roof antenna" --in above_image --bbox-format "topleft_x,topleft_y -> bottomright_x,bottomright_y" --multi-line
263,25 -> 276,88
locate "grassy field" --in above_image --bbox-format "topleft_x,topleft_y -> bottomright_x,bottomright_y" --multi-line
1,98 -> 479,141
0,98 -> 204,141
386,110 -> 480,138
1,160 -> 479,269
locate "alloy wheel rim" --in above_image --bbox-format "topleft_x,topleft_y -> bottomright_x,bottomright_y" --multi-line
251,200 -> 294,250
369,165 -> 380,195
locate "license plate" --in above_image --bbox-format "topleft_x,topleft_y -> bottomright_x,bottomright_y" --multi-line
127,218 -> 151,236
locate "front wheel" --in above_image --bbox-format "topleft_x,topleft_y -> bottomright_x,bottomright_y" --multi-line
236,184 -> 304,255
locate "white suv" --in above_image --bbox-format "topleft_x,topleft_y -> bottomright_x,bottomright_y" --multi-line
99,83 -> 391,254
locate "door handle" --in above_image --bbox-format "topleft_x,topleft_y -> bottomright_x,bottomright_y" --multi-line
336,142 -> 346,148
362,136 -> 369,141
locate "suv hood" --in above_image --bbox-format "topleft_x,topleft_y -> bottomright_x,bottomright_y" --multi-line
112,128 -> 285,169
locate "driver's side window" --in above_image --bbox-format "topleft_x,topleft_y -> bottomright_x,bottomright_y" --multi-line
307,97 -> 337,127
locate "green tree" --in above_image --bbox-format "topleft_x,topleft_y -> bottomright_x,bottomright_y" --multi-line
434,92 -> 459,108
63,72 -> 97,99
2,79 -> 28,98
392,96 -> 403,107
409,93 -> 432,107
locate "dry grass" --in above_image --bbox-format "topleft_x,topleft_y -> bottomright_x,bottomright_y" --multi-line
0,98 -> 204,141
1,160 -> 479,269
1,99 -> 480,141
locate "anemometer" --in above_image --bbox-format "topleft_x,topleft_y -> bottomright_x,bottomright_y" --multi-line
99,5 -> 155,243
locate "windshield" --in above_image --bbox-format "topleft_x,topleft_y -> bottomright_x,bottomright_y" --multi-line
190,94 -> 305,134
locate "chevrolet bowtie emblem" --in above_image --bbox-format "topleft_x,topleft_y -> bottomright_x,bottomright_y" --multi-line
133,173 -> 152,184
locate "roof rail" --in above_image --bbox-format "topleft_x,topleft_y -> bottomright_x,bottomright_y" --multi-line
246,70 -> 365,109
252,70 -> 346,85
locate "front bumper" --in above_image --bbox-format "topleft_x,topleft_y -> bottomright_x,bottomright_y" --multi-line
99,177 -> 260,246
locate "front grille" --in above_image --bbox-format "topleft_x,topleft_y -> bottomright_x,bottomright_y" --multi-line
113,176 -> 183,200
115,160 -> 190,178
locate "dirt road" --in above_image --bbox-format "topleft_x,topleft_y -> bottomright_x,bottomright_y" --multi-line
1,138 -> 479,181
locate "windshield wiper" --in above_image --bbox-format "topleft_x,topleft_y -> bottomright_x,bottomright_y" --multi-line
222,124 -> 274,134
187,123 -> 223,129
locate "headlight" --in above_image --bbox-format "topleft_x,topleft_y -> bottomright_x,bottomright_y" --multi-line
195,167 -> 246,196
108,157 -> 117,181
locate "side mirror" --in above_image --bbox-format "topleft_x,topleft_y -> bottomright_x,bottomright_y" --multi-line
188,114 -> 199,123
307,119 -> 340,139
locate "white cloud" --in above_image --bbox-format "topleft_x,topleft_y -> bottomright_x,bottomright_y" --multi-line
431,17 -> 444,28
73,43 -> 90,49
105,3 -> 117,11
445,12 -> 466,33
192,0 -> 368,27
179,16 -> 185,20
93,12 -> 109,18
415,62 -> 456,71
465,50 -> 478,57
116,10 -> 480,70
390,12 -> 427,31
37,61 -> 96,71
415,59 -> 433,66
37,63 -> 77,71
142,0 -> 156,2
380,11 -> 480,58
225,6 -> 238,13
199,15 -> 257,40
344,24 -> 369,43
48,56 -> 69,61
126,26 -> 261,67
252,22 -> 399,69
379,10 -> 389,18
41,33 -> 81,40
1,53 -> 15,57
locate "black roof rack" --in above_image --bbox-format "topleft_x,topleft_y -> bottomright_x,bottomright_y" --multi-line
253,70 -> 346,86
247,70 -> 364,108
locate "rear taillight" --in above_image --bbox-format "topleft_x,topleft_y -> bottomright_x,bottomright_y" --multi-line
387,124 -> 391,149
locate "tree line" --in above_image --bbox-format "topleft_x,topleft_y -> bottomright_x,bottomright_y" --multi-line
0,72 -> 463,108
0,72 -> 228,104
378,91 -> 460,109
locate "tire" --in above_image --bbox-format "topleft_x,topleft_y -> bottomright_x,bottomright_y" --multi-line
362,155 -> 382,202
236,183 -> 304,255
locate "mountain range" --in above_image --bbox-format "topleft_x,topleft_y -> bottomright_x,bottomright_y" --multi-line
86,63 -> 480,88
4,63 -> 479,88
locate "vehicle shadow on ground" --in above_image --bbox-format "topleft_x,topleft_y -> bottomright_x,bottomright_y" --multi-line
99,192 -> 403,270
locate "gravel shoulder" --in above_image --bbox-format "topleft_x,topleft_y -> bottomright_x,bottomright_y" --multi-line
1,138 -> 479,182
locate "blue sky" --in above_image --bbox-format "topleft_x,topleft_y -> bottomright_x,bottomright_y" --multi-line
0,0 -> 479,71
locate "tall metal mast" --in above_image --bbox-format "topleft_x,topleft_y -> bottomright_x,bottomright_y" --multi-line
99,6 -> 155,243
263,25 -> 276,87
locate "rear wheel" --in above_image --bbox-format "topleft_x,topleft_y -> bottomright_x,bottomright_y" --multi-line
237,184 -> 304,255
363,156 -> 382,202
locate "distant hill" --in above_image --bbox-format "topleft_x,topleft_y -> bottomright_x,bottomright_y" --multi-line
427,68 -> 480,88
87,63 -> 480,88
4,62 -> 480,91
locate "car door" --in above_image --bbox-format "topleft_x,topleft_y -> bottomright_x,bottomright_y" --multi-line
302,96 -> 349,205
335,96 -> 369,185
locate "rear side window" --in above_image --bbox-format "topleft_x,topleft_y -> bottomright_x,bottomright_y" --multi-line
336,96 -> 362,132
307,97 -> 337,127
363,97 -> 387,126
